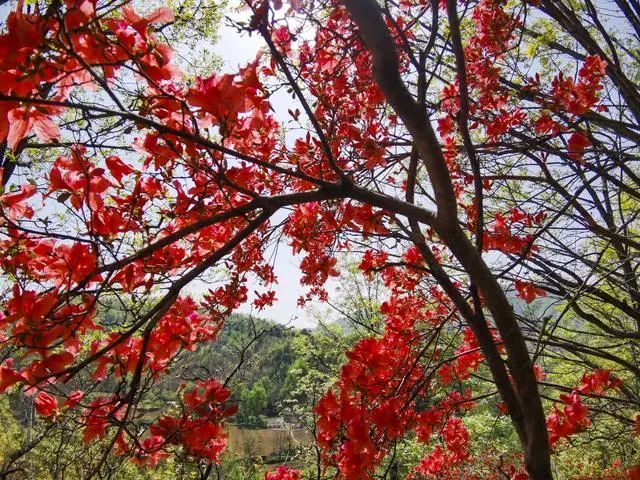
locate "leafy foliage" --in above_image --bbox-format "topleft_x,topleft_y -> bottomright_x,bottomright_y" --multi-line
0,0 -> 639,479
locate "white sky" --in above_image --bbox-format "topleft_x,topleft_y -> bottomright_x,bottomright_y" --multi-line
185,13 -> 335,328
0,1 -> 334,328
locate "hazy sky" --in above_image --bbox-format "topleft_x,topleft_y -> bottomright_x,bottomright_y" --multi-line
197,17 -> 339,328
0,2 -> 334,328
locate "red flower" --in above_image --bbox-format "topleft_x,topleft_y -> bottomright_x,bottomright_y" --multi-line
515,280 -> 546,304
0,366 -> 25,393
265,466 -> 300,480
578,369 -> 623,395
105,156 -> 136,184
567,131 -> 592,161
34,391 -> 59,418
0,183 -> 36,221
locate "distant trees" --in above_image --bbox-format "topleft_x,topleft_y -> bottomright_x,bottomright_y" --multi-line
237,379 -> 268,427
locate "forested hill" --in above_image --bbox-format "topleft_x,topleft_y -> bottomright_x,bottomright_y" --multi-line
183,314 -> 303,423
176,313 -> 354,430
0,308 -> 353,480
94,295 -> 328,427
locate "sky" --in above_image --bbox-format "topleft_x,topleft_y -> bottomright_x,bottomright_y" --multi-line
0,3 -> 9,21
182,14 -> 337,329
0,1 -> 536,329
0,1 -> 336,328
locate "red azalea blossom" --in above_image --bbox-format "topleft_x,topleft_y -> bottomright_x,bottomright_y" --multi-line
515,280 -> 546,304
265,466 -> 300,480
567,132 -> 592,161
34,391 -> 59,418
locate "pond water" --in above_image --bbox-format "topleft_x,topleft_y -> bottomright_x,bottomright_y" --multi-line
226,425 -> 314,458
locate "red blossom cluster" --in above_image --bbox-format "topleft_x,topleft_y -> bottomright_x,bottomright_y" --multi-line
435,0 -> 549,297
265,466 -> 301,480
436,328 -> 486,383
527,55 -> 608,162
0,0 -> 278,461
148,379 -> 237,464
546,369 -> 623,446
437,0 -> 523,149
296,6 -> 390,171
315,291 -> 484,479
0,0 -> 179,152
550,55 -> 608,117
315,299 -> 425,478
414,417 -> 470,476
483,208 -> 546,256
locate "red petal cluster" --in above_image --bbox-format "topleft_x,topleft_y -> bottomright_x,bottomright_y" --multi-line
546,369 -> 623,446
265,466 -> 300,480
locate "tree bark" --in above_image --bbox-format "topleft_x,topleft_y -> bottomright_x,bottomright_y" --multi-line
340,1 -> 554,478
